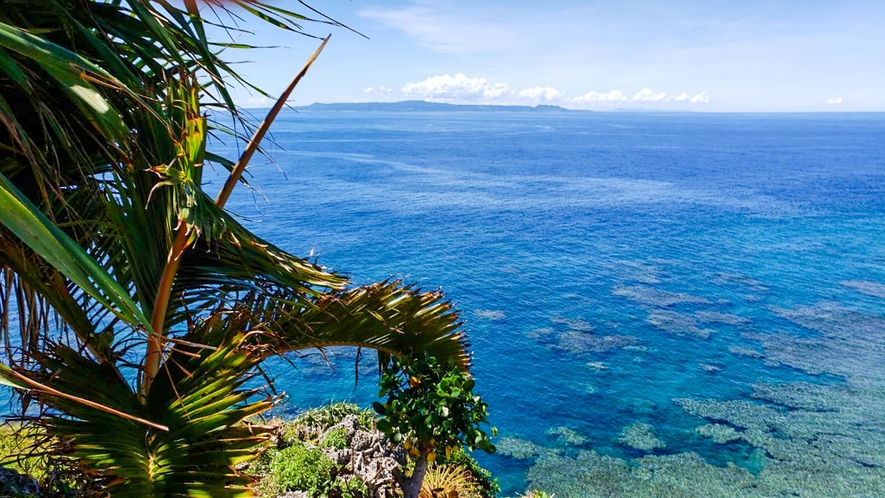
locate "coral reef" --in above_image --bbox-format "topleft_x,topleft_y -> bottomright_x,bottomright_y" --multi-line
709,273 -> 769,292
525,450 -> 757,498
727,346 -> 765,359
519,298 -> 885,497
646,310 -> 714,339
695,424 -> 741,444
474,309 -> 506,321
496,438 -> 557,460
546,427 -> 587,446
695,311 -> 749,325
841,280 -> 885,299
613,285 -> 710,307
618,422 -> 665,451
551,331 -> 638,354
608,260 -> 664,285
551,317 -> 593,332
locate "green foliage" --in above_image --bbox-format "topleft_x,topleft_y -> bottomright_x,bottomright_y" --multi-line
374,354 -> 496,461
265,442 -> 335,496
438,447 -> 500,498
296,402 -> 377,432
321,427 -> 350,450
258,441 -> 369,498
0,426 -> 46,483
329,476 -> 370,498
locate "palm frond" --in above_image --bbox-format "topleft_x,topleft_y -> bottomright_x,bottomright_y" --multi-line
276,281 -> 471,369
21,331 -> 276,496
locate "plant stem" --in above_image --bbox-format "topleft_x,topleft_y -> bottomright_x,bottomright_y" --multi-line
139,36 -> 331,399
402,454 -> 429,498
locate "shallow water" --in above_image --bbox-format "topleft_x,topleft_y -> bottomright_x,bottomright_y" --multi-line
215,110 -> 885,496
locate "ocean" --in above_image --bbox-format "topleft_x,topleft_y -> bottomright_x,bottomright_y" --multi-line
178,110 -> 885,495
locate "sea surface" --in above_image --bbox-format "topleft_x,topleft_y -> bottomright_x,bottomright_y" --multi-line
216,110 -> 885,496
118,110 -> 885,495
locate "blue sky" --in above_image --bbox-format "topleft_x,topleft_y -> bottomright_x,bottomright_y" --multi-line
218,0 -> 884,111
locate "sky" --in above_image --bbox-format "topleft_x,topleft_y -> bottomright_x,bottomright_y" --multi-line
215,0 -> 885,112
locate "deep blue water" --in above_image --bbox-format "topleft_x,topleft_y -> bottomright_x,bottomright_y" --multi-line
212,110 -> 885,495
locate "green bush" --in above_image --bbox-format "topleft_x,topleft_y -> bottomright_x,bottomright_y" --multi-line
328,476 -> 369,498
264,442 -> 335,496
0,425 -> 46,483
321,427 -> 350,450
295,402 -> 376,432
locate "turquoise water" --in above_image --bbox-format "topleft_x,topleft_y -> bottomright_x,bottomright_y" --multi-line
136,111 -> 885,495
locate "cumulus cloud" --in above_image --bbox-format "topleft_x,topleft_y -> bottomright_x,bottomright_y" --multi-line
569,90 -> 628,103
238,96 -> 270,108
518,86 -> 564,102
401,73 -> 562,104
826,97 -> 843,105
363,86 -> 393,94
690,91 -> 710,104
375,73 -> 711,108
632,88 -> 668,102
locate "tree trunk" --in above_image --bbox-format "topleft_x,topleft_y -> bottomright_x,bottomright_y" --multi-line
401,454 -> 429,498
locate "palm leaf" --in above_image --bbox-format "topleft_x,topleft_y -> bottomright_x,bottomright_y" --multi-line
272,281 -> 471,369
0,171 -> 152,334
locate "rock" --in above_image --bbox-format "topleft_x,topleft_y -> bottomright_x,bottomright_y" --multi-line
277,492 -> 309,498
0,466 -> 41,497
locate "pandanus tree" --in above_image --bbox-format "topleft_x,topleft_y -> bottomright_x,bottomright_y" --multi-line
0,0 -> 473,495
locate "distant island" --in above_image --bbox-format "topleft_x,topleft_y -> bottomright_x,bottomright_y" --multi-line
298,101 -> 580,112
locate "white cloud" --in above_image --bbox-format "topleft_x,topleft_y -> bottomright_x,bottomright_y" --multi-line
672,91 -> 710,104
518,86 -> 564,102
690,91 -> 710,104
400,74 -> 564,105
402,73 -> 509,101
364,87 -> 393,94
632,88 -> 668,102
569,90 -> 628,103
238,96 -> 270,108
379,73 -> 710,108
826,97 -> 843,105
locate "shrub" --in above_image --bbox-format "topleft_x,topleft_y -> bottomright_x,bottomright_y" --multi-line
321,427 -> 350,450
328,476 -> 370,498
295,402 -> 376,432
264,442 -> 335,496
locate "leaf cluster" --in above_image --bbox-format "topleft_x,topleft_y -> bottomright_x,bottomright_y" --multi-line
257,441 -> 369,498
373,355 -> 496,461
